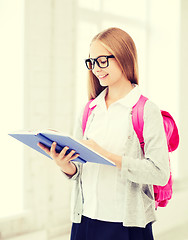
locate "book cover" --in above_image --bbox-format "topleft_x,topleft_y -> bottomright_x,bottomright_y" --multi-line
9,130 -> 115,166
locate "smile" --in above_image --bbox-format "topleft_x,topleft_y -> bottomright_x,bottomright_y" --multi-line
97,74 -> 108,79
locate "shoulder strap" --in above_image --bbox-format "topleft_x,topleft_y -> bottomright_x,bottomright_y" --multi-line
82,99 -> 95,135
132,95 -> 148,152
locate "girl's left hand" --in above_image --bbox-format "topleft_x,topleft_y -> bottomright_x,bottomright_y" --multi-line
81,139 -> 122,169
80,139 -> 103,155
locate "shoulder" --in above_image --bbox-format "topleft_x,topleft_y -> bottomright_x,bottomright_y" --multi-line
144,99 -> 162,119
143,99 -> 164,130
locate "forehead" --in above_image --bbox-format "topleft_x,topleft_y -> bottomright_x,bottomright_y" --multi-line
89,40 -> 111,58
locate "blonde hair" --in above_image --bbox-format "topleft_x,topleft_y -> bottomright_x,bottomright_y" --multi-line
87,27 -> 139,100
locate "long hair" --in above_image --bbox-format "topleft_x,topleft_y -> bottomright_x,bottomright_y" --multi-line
87,27 -> 139,100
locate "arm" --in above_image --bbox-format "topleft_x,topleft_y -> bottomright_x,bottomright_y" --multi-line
38,142 -> 78,177
82,101 -> 170,186
121,101 -> 170,186
80,139 -> 122,168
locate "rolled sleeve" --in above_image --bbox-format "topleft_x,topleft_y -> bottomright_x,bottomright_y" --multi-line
61,162 -> 82,180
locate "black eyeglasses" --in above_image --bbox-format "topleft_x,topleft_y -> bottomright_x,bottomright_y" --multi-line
85,55 -> 115,70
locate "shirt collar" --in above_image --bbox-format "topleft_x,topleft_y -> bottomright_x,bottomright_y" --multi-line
89,84 -> 141,109
116,84 -> 141,108
89,88 -> 108,108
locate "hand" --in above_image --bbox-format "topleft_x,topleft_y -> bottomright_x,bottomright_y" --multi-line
81,139 -> 122,168
80,139 -> 103,154
38,142 -> 79,176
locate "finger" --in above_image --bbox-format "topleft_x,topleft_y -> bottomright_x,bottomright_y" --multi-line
59,146 -> 69,158
51,142 -> 56,151
70,153 -> 80,161
64,150 -> 76,161
50,142 -> 58,158
38,142 -> 50,155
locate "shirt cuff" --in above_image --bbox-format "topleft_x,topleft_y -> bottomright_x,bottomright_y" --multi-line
61,162 -> 80,180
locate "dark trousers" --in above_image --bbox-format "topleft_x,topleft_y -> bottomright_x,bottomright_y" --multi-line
71,216 -> 154,240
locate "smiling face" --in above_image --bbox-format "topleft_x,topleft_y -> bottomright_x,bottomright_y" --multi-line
89,40 -> 127,88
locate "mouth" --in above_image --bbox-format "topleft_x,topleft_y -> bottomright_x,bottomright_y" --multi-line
97,74 -> 109,80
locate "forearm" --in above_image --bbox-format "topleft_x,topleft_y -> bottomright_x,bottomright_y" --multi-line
121,152 -> 169,185
61,162 -> 77,177
81,139 -> 122,168
98,148 -> 122,169
107,152 -> 122,169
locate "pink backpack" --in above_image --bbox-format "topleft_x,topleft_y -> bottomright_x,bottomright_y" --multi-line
82,95 -> 179,209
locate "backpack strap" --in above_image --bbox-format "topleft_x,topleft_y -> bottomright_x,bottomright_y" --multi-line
82,99 -> 96,135
132,96 -> 179,153
132,95 -> 148,153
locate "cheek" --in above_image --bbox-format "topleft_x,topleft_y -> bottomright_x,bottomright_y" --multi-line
92,70 -> 97,77
109,68 -> 123,81
110,61 -> 123,76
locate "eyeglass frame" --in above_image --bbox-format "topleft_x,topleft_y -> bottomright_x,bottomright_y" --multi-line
85,55 -> 115,70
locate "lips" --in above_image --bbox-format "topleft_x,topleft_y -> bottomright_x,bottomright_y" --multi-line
97,74 -> 108,80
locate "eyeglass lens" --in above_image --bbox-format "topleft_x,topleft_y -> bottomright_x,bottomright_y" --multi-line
86,56 -> 109,70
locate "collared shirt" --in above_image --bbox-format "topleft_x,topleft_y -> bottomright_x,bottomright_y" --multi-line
64,85 -> 170,228
82,85 -> 141,222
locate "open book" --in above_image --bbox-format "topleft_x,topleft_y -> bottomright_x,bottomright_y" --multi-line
9,130 -> 115,166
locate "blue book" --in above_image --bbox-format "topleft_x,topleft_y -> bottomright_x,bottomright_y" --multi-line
9,130 -> 115,166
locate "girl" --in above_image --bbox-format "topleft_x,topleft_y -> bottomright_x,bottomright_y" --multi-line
38,27 -> 170,240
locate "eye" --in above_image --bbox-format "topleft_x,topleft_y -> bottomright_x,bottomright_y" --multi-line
98,57 -> 107,64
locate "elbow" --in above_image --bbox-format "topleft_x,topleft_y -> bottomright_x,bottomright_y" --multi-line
153,152 -> 170,186
156,168 -> 170,186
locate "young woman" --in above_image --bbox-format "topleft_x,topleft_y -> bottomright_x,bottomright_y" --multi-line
38,27 -> 170,240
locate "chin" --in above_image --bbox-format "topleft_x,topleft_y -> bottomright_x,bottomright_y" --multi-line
99,80 -> 109,87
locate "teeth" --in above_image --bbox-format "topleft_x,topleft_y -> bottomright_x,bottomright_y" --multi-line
98,74 -> 107,78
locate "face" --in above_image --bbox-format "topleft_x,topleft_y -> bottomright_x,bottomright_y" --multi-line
89,40 -> 126,87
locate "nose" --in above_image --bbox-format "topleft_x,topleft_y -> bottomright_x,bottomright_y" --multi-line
93,61 -> 101,72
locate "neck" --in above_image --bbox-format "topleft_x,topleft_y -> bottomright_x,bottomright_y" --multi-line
106,80 -> 134,102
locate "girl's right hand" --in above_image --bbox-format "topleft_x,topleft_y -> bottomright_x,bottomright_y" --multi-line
38,142 -> 79,176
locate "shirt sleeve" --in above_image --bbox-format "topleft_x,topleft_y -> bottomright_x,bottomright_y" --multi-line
121,100 -> 170,186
